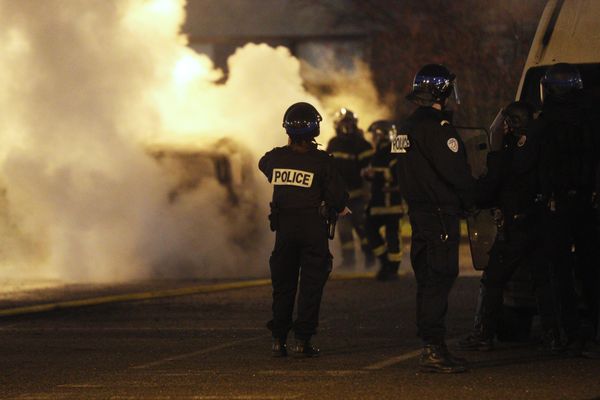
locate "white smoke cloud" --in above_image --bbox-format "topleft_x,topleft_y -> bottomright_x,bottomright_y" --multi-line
0,0 -> 390,283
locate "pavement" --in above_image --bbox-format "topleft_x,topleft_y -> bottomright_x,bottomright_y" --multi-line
0,241 -> 599,400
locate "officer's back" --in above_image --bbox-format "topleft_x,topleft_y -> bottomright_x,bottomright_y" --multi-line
259,145 -> 347,227
258,102 -> 348,358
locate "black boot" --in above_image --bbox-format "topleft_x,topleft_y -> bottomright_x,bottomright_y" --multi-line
271,337 -> 287,357
458,333 -> 494,351
419,345 -> 467,373
419,345 -> 467,374
291,339 -> 320,358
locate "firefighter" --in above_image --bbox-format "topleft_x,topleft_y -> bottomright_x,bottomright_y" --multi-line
363,120 -> 404,281
394,64 -> 475,373
259,102 -> 350,357
458,101 -> 563,352
534,63 -> 600,357
326,108 -> 375,268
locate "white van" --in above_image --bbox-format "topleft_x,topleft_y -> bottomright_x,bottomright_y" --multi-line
516,0 -> 600,109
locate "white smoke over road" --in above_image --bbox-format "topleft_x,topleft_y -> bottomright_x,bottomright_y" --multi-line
0,0 -> 389,282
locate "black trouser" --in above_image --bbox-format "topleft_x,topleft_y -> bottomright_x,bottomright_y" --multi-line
409,211 -> 459,345
480,216 -> 559,338
366,212 -> 402,268
337,196 -> 370,263
268,211 -> 332,341
543,195 -> 599,340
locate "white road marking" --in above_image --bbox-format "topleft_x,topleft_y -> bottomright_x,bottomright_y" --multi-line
363,338 -> 461,370
363,349 -> 423,370
0,326 -> 263,332
131,336 -> 263,370
108,396 -> 301,400
189,397 -> 302,400
259,370 -> 368,377
57,384 -> 104,388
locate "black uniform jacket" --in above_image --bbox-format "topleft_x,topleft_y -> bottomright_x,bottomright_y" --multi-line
478,132 -> 539,217
326,132 -> 374,196
259,145 -> 349,213
394,107 -> 476,214
532,99 -> 598,199
366,142 -> 403,215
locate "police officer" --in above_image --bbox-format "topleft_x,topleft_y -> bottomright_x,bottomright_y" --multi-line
394,64 -> 474,373
363,120 -> 404,281
534,63 -> 600,357
326,108 -> 375,268
458,101 -> 562,352
259,102 -> 350,357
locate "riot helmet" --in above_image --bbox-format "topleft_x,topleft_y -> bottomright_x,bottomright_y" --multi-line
282,102 -> 322,139
333,108 -> 358,135
368,120 -> 396,147
502,101 -> 533,135
407,64 -> 459,107
540,63 -> 583,104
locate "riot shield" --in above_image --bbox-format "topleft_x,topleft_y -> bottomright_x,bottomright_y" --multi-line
488,109 -> 506,152
456,126 -> 497,271
456,126 -> 489,178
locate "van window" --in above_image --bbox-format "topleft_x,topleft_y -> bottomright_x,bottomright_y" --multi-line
519,63 -> 600,111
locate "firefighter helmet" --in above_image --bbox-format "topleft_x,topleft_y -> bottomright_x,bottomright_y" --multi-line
333,108 -> 358,134
368,120 -> 396,145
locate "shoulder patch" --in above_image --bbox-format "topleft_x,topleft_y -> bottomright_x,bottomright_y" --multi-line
391,132 -> 411,154
272,168 -> 314,188
440,120 -> 450,127
447,138 -> 459,153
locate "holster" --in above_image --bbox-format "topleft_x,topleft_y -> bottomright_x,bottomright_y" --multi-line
268,202 -> 279,232
319,203 -> 338,240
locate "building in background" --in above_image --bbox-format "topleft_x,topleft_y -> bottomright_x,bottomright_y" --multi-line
183,0 -> 546,125
183,0 -> 366,74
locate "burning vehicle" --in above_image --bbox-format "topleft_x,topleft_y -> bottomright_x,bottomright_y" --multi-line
146,137 -> 263,250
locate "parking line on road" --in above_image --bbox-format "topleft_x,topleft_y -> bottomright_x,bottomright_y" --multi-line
57,384 -> 104,388
363,338 -> 460,370
0,273 -> 375,318
131,336 -> 264,369
259,370 -> 369,377
363,349 -> 423,370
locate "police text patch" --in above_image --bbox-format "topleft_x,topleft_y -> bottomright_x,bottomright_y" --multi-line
391,134 -> 411,153
272,168 -> 314,188
447,138 -> 459,153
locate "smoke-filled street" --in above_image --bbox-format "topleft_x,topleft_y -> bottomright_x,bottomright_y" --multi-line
1,0 -> 599,398
1,271 -> 599,400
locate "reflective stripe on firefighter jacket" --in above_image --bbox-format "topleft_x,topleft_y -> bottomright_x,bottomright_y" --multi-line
366,142 -> 404,215
326,132 -> 374,192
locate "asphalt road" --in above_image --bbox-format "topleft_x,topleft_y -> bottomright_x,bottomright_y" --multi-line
1,273 -> 599,400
